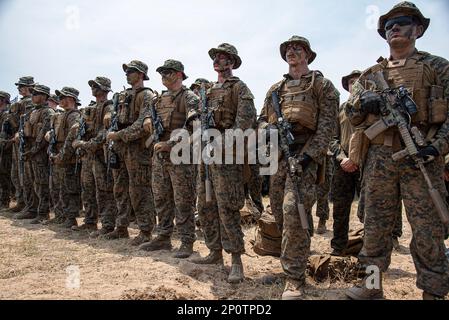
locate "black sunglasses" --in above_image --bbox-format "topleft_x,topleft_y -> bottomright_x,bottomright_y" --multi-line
125,68 -> 139,75
385,16 -> 415,31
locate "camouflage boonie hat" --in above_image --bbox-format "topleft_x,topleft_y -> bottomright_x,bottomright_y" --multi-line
378,2 -> 430,39
88,76 -> 112,92
156,60 -> 188,80
56,87 -> 81,106
208,43 -> 242,69
48,94 -> 59,104
342,70 -> 362,92
0,91 -> 11,103
31,84 -> 51,97
280,36 -> 317,64
122,60 -> 150,80
190,78 -> 210,90
15,76 -> 35,87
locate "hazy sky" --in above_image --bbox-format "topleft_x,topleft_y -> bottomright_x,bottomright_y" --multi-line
0,0 -> 448,111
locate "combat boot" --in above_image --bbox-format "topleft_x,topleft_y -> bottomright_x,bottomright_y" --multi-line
316,218 -> 327,235
228,254 -> 244,284
13,211 -> 37,220
62,218 -> 78,229
43,216 -> 65,225
173,242 -> 194,259
72,223 -> 97,232
345,273 -> 384,300
423,292 -> 445,300
30,216 -> 49,225
139,235 -> 172,251
130,230 -> 152,246
191,250 -> 223,265
101,227 -> 129,240
89,227 -> 115,239
282,279 -> 305,300
9,204 -> 25,213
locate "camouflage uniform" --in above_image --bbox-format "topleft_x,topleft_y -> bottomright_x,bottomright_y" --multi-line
24,85 -> 54,222
196,44 -> 257,258
345,2 -> 449,298
52,87 -> 82,227
75,77 -> 116,233
258,37 -> 339,289
143,60 -> 198,252
8,77 -> 35,214
245,164 -> 264,214
314,155 -> 331,221
109,61 -> 156,237
0,91 -> 13,209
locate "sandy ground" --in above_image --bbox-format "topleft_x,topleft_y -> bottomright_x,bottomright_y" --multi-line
0,200 -> 448,300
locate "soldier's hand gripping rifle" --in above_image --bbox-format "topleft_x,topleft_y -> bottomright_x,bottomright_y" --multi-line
74,115 -> 87,174
18,112 -> 28,187
47,124 -> 57,190
107,93 -> 120,179
271,92 -> 310,231
364,72 -> 449,227
200,85 -> 214,203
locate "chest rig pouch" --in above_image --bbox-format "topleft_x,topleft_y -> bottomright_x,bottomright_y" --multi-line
385,57 -> 447,125
278,72 -> 319,133
156,90 -> 187,139
55,109 -> 80,143
117,90 -> 133,126
207,81 -> 238,130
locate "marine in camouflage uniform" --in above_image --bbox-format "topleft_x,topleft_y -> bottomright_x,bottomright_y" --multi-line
21,85 -> 55,224
258,36 -> 339,299
139,60 -> 198,258
71,104 -> 99,232
0,91 -> 13,210
73,77 -> 117,237
105,60 -> 156,246
49,87 -> 82,228
329,70 -> 364,255
345,2 -> 449,300
5,77 -> 35,215
191,43 -> 257,284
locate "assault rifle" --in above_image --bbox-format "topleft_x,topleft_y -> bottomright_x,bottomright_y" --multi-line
363,71 -> 449,227
74,115 -> 87,174
107,93 -> 120,179
271,91 -> 310,231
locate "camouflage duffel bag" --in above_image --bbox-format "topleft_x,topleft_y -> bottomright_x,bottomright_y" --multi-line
307,254 -> 365,283
252,212 -> 282,257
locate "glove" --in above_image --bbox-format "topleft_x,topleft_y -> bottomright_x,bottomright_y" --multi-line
417,146 -> 439,162
360,91 -> 384,115
298,153 -> 313,171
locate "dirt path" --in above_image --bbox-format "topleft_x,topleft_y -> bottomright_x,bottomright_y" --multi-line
0,201 -> 447,300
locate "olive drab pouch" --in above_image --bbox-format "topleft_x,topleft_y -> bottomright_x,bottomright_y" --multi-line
281,74 -> 319,132
429,85 -> 448,124
252,211 -> 282,257
349,129 -> 370,167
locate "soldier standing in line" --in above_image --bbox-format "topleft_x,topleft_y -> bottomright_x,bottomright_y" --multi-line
345,2 -> 449,300
258,36 -> 339,299
191,43 -> 257,284
139,60 -> 198,258
104,60 -> 156,246
0,91 -> 13,210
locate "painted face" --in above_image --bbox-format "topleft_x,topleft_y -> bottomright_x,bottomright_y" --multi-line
285,43 -> 308,66
125,68 -> 141,85
160,69 -> 178,88
385,15 -> 421,46
213,53 -> 234,72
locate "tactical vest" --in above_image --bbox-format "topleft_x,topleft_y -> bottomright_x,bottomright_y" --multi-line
268,72 -> 321,134
117,88 -> 153,127
94,100 -> 112,133
55,109 -> 80,147
25,105 -> 51,139
382,55 -> 447,126
156,89 -> 188,141
207,80 -> 240,130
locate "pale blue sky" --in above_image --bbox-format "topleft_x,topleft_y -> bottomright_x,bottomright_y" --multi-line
0,0 -> 448,110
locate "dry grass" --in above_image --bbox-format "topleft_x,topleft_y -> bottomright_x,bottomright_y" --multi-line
0,199 -> 447,300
